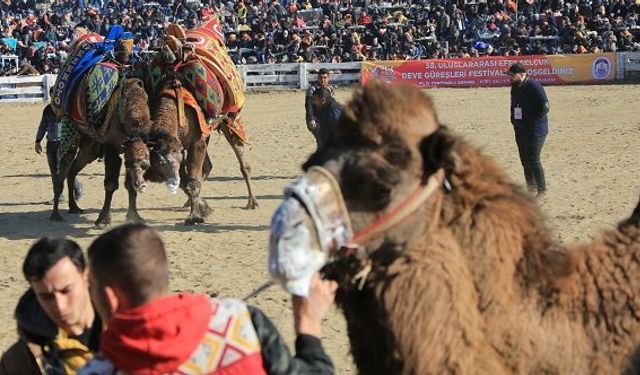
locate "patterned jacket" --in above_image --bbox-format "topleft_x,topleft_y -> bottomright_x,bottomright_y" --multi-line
78,297 -> 334,375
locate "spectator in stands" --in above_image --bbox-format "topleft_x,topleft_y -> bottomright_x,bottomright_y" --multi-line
0,238 -> 100,374
3,0 -> 640,69
305,68 -> 334,144
507,62 -> 550,200
80,223 -> 336,374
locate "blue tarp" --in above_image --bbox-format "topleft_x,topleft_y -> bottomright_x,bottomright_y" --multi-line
1,38 -> 17,50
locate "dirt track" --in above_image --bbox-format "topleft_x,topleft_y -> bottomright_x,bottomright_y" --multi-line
1,85 -> 639,373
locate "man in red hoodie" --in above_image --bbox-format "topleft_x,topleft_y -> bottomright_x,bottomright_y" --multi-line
79,223 -> 336,375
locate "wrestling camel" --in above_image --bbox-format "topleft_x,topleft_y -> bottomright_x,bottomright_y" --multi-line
269,81 -> 640,374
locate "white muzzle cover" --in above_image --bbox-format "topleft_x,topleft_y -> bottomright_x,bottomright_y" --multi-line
269,167 -> 353,297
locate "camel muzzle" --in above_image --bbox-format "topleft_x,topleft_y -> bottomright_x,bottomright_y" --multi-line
269,166 -> 353,297
269,166 -> 446,296
166,177 -> 180,195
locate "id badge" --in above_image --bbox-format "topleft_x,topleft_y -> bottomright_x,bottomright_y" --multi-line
514,107 -> 523,120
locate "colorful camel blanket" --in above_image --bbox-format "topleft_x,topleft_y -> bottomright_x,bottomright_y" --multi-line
177,59 -> 224,120
70,62 -> 121,129
161,86 -> 211,139
52,25 -> 133,119
51,39 -> 106,117
160,86 -> 249,143
166,19 -> 245,113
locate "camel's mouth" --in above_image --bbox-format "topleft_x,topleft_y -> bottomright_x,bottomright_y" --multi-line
165,178 -> 180,195
269,166 -> 353,297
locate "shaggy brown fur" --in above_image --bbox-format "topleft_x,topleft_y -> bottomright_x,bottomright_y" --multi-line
309,81 -> 640,374
50,79 -> 153,227
140,92 -> 213,225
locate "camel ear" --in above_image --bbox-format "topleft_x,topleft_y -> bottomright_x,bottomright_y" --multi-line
419,128 -> 457,178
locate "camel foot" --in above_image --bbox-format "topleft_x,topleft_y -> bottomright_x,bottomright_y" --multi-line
95,213 -> 111,228
244,197 -> 259,210
199,200 -> 213,218
68,205 -> 84,214
184,214 -> 205,226
126,212 -> 145,224
50,211 -> 64,221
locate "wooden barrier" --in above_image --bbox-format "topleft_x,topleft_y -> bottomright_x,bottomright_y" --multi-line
0,74 -> 56,102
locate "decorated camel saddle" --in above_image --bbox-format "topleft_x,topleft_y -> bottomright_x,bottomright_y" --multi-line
51,25 -> 134,133
148,19 -> 248,142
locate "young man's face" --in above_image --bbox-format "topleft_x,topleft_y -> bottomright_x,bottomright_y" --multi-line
318,73 -> 329,87
31,257 -> 92,334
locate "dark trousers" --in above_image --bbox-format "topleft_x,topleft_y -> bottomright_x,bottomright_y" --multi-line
514,129 -> 547,192
46,141 -> 82,197
46,141 -> 60,176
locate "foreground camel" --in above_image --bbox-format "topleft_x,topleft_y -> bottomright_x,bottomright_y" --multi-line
52,78 -> 155,227
269,81 -> 640,374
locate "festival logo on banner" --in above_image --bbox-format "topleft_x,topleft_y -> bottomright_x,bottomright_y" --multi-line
592,57 -> 612,79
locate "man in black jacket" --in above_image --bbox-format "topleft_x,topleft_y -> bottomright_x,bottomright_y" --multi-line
305,68 -> 335,145
508,63 -> 550,199
312,87 -> 343,149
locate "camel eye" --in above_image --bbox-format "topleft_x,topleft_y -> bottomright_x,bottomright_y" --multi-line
340,154 -> 400,212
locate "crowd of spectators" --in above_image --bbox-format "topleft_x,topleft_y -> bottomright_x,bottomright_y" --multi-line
1,0 -> 640,74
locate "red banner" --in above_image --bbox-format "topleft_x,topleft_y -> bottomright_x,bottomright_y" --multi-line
361,54 -> 616,88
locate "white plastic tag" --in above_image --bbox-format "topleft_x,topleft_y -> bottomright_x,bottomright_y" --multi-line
514,107 -> 523,120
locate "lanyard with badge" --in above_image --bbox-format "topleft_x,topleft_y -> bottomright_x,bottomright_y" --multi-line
513,106 -> 522,120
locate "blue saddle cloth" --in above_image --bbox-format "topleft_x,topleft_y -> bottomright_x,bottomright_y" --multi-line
52,25 -> 133,118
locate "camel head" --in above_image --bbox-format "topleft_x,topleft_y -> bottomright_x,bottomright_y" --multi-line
121,78 -> 153,134
146,129 -> 186,194
269,80 -> 457,296
123,133 -> 150,193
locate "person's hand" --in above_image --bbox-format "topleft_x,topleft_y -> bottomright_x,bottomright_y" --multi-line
292,273 -> 338,338
35,142 -> 42,154
307,120 -> 317,131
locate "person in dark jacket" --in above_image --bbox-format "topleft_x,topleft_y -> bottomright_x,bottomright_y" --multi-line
508,63 -> 550,199
79,224 -> 336,375
0,238 -> 101,375
312,86 -> 343,149
35,100 -> 83,204
305,68 -> 335,144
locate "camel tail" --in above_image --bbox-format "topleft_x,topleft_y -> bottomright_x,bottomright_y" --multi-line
619,193 -> 640,227
631,195 -> 640,220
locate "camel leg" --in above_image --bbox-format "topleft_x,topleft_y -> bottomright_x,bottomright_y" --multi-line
49,145 -> 77,221
182,139 -> 211,225
124,176 -> 145,224
67,137 -> 100,214
182,139 -> 212,209
221,126 -> 258,209
95,146 -> 122,228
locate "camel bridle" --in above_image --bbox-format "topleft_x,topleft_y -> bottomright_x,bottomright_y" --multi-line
305,166 -> 447,258
250,165 -> 447,300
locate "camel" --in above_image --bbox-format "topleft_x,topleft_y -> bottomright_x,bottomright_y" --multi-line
144,36 -> 258,212
51,78 -> 156,227
269,81 -> 640,374
122,88 -> 210,225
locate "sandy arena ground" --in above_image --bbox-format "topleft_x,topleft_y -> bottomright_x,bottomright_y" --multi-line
1,84 -> 639,372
